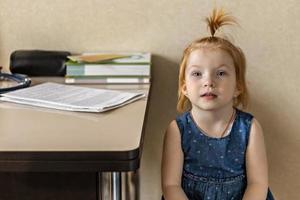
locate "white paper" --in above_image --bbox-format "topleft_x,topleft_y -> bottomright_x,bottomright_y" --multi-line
0,82 -> 145,112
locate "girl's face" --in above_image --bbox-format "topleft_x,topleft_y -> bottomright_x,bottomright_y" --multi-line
183,48 -> 239,112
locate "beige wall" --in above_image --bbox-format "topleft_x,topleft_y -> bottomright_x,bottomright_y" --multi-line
1,0 -> 299,199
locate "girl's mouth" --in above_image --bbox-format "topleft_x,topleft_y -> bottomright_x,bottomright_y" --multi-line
200,92 -> 217,99
201,92 -> 217,97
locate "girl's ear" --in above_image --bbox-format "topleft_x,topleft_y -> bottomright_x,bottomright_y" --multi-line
234,88 -> 241,98
181,83 -> 188,97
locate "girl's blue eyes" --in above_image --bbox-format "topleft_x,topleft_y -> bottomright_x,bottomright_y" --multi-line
190,71 -> 227,77
217,71 -> 227,76
191,72 -> 202,77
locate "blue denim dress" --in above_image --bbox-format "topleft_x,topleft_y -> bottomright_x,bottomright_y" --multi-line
175,109 -> 275,200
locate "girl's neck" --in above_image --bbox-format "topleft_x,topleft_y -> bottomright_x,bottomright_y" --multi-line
191,105 -> 235,136
192,105 -> 234,121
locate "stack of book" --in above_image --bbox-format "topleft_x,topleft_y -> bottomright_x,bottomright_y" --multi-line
65,52 -> 151,84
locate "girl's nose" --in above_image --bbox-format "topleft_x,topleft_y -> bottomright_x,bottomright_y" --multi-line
204,82 -> 215,88
203,76 -> 215,88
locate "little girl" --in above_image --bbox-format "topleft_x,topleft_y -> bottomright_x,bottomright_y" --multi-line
161,9 -> 275,200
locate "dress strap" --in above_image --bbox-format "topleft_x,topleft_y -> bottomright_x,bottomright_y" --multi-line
233,109 -> 254,147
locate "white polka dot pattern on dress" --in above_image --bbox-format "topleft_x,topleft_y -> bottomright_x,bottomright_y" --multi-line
178,110 -> 257,199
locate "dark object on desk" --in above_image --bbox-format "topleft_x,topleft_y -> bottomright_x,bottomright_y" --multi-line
10,50 -> 71,76
0,66 -> 31,94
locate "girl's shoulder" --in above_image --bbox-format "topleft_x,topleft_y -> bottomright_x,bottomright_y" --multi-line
175,111 -> 190,123
174,111 -> 191,132
233,109 -> 257,146
235,109 -> 256,132
235,108 -> 254,121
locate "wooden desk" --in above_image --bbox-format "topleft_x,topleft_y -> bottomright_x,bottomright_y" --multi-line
0,78 -> 151,200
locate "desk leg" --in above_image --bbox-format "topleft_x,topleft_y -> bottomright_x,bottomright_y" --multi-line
111,172 -> 121,200
97,172 -> 122,200
97,171 -> 139,200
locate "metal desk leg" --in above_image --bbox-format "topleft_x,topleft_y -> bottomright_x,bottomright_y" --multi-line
97,171 -> 139,200
111,172 -> 121,200
97,172 -> 122,200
